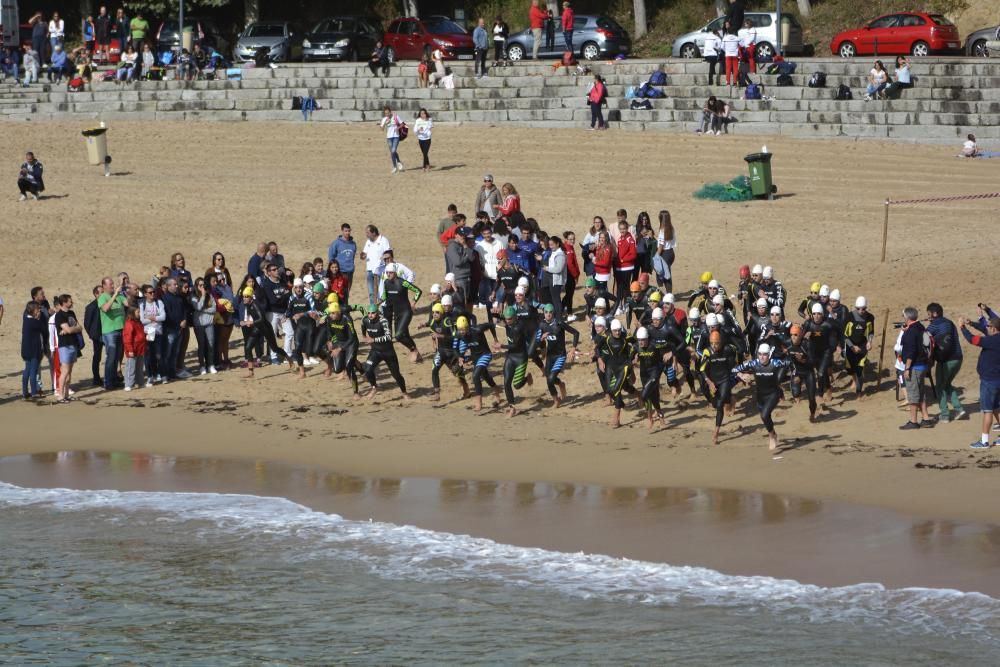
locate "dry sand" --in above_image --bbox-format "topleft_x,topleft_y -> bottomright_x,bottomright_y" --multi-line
0,121 -> 998,524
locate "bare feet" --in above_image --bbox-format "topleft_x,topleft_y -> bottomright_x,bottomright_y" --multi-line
553,395 -> 562,408
366,387 -> 378,401
712,427 -> 720,445
411,349 -> 422,364
430,389 -> 441,402
768,433 -> 778,451
525,373 -> 534,386
473,396 -> 483,412
505,405 -> 518,418
558,381 -> 567,400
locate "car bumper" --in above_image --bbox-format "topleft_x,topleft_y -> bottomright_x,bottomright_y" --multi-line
234,45 -> 285,62
440,46 -> 475,60
598,38 -> 630,56
303,46 -> 350,60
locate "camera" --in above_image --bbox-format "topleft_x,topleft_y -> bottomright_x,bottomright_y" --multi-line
892,321 -> 905,329
979,303 -> 989,310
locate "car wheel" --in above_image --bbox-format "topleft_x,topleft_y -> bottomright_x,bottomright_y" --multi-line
581,41 -> 600,60
386,47 -> 396,64
911,41 -> 929,57
838,41 -> 856,58
971,39 -> 988,57
754,42 -> 774,61
507,43 -> 524,62
678,42 -> 698,58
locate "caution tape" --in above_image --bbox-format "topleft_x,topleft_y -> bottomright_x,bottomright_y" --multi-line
887,192 -> 1000,206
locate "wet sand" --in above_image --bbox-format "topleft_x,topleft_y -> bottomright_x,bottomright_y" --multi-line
3,451 -> 999,596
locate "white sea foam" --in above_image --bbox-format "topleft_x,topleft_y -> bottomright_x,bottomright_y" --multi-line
2,482 -> 998,642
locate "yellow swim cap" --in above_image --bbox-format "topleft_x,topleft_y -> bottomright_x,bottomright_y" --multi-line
241,287 -> 254,297
432,303 -> 444,314
456,316 -> 469,329
649,291 -> 662,302
327,293 -> 339,305
810,281 -> 821,293
326,303 -> 341,314
700,271 -> 713,284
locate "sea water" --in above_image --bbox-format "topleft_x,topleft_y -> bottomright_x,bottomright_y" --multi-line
2,481 -> 999,665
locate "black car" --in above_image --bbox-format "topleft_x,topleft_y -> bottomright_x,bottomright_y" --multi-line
156,17 -> 230,57
302,16 -> 382,62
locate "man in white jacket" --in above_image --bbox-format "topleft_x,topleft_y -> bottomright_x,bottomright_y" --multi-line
475,226 -> 504,309
542,236 -> 567,320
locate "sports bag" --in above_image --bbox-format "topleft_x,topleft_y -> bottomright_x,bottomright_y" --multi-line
808,71 -> 827,88
629,99 -> 653,110
68,77 -> 85,92
638,82 -> 665,99
776,73 -> 793,86
649,70 -> 667,85
744,82 -> 762,100
835,84 -> 852,100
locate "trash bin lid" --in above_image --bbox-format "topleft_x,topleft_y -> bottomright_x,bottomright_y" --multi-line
744,152 -> 773,163
81,127 -> 108,137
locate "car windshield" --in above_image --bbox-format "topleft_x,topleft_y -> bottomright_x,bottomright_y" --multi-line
596,17 -> 625,32
929,15 -> 953,26
246,24 -> 284,37
425,19 -> 466,35
314,19 -> 353,33
161,20 -> 200,33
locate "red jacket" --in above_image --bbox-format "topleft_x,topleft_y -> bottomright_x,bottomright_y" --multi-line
588,81 -> 605,104
328,274 -> 348,301
498,194 -> 520,217
593,244 -> 613,276
563,240 -> 580,279
440,223 -> 461,249
529,4 -> 546,29
615,233 -> 637,270
561,8 -> 575,31
123,318 -> 147,357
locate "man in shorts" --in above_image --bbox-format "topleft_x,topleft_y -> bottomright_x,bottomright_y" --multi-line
958,316 -> 1000,448
899,306 -> 934,430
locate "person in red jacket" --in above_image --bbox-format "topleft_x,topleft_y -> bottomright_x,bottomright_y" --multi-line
561,231 -> 581,320
497,183 -> 520,217
587,73 -> 606,130
529,0 -> 547,60
122,306 -> 148,390
561,2 -> 575,53
614,222 -> 637,315
591,231 -> 614,296
326,261 -> 349,301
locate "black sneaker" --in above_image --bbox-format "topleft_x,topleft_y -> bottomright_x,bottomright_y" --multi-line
900,421 -> 921,430
920,419 -> 937,428
970,440 -> 991,449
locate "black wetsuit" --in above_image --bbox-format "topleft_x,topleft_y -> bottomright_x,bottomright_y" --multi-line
737,278 -> 761,326
501,318 -> 538,406
514,301 -> 545,370
843,310 -> 875,393
429,314 -> 464,390
381,277 -> 421,353
797,296 -> 821,320
700,345 -> 739,426
734,357 -> 790,433
327,311 -> 360,393
361,313 -> 406,391
286,294 -> 314,365
600,332 -> 636,409
624,296 -> 649,331
759,280 -> 786,316
584,288 -> 617,320
455,323 -> 497,395
636,342 -> 664,412
241,300 -> 287,364
787,338 -> 817,416
802,318 -> 838,395
496,266 -> 522,306
539,318 -> 580,396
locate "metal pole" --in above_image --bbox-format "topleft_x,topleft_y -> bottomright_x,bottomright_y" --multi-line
179,0 -> 184,58
876,307 -> 889,389
881,198 -> 889,262
775,0 -> 782,56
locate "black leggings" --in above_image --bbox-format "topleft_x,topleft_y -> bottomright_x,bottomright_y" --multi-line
364,347 -> 406,391
561,275 -> 576,314
706,55 -> 719,83
330,342 -> 359,392
419,138 -> 431,168
389,309 -> 416,352
432,347 -> 463,389
605,364 -> 633,409
471,354 -> 497,395
544,353 -> 567,396
613,269 -> 631,310
816,350 -> 834,395
712,380 -> 733,427
845,348 -> 867,393
791,369 -> 817,415
292,322 -> 314,364
244,321 -> 285,363
757,391 -> 780,433
91,337 -> 104,382
640,369 -> 662,413
503,353 -> 530,405
494,42 -> 505,62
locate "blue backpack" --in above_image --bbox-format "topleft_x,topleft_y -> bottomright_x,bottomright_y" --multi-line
649,70 -> 667,85
744,83 -> 762,100
638,82 -> 665,99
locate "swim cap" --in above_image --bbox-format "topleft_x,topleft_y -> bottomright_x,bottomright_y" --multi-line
756,298 -> 768,308
456,316 -> 469,329
651,307 -> 664,320
594,316 -> 607,328
430,283 -> 442,294
762,266 -> 774,279
688,307 -> 700,320
293,278 -> 304,287
790,324 -> 802,335
700,271 -> 713,283
638,272 -> 649,284
663,293 -> 675,304
819,285 -> 830,297
312,283 -> 325,294
811,303 -> 824,314
303,275 -> 315,284
445,272 -> 455,282
649,291 -> 662,302
629,281 -> 641,292
830,289 -> 841,301
705,313 -> 719,327
503,306 -> 517,319
770,306 -> 781,315
327,303 -> 341,314
585,277 -> 598,288
517,277 -> 530,287
758,343 -> 771,355
610,319 -> 623,331
432,303 -> 444,314
242,287 -> 254,297
543,303 -> 555,313
441,294 -> 453,306
712,294 -> 724,305
595,298 -> 607,309
855,296 -> 867,309
751,264 -> 763,275
709,331 -> 722,343
367,304 -> 378,314
326,293 -> 339,304
739,265 -> 750,279
514,286 -> 526,296
385,262 -> 397,274
636,327 -> 649,340
810,281 -> 821,293
707,279 -> 719,288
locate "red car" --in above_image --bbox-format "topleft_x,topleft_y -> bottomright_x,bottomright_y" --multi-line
831,12 -> 961,58
383,16 -> 474,62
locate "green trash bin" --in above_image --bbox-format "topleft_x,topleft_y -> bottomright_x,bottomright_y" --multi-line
744,152 -> 775,199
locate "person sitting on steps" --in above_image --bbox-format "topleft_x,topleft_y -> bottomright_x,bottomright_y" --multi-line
369,41 -> 390,77
697,96 -> 732,135
864,60 -> 888,101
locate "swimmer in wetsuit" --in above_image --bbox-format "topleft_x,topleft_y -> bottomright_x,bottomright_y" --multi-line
454,315 -> 500,412
598,318 -> 637,428
843,296 -> 875,398
238,287 -> 289,378
734,343 -> 791,451
700,330 -> 739,444
360,304 -> 409,400
324,302 -> 360,394
634,326 -> 667,430
538,303 -> 580,407
428,302 -> 470,400
802,301 -> 839,406
786,323 -> 817,421
493,305 -> 537,418
380,263 -> 422,364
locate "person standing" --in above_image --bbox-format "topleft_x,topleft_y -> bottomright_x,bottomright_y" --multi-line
842,296 -> 875,398
328,224 -> 357,303
958,315 -> 1000,449
474,174 -> 502,222
587,73 -> 606,130
379,105 -> 404,174
703,29 -> 721,86
722,29 -> 741,87
445,227 -> 476,306
476,226 -> 503,309
542,235 -> 567,320
361,225 -> 391,304
561,231 -> 580,320
97,276 -> 127,390
737,19 -> 756,74
18,152 -> 44,201
30,13 -> 47,64
95,7 -> 112,63
654,210 -> 676,293
116,8 -> 131,56
83,15 -> 96,55
53,294 -> 82,403
561,2 -> 575,54
927,302 -> 965,422
529,0 -> 546,60
414,108 -> 433,172
899,306 -> 935,430
122,307 -> 147,390
83,285 -> 104,387
129,11 -> 149,61
545,10 -> 556,51
48,12 -> 65,52
472,17 -> 488,79
21,302 -> 46,399
492,16 -> 509,68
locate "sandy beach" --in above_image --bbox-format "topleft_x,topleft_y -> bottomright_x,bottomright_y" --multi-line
1,120 -> 999,526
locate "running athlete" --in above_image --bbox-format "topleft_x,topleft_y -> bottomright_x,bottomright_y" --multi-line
512,286 -> 544,371
455,315 -> 500,412
688,272 -> 728,308
494,305 -> 538,417
360,304 -> 409,400
590,316 -> 610,397
598,319 -> 637,428
734,343 -> 791,451
745,298 -> 770,353
786,323 -> 817,421
736,264 -> 757,326
826,288 -> 849,375
843,296 -> 875,398
428,302 -> 470,400
700,331 -> 739,444
802,302 -> 838,405
583,277 -> 618,320
286,279 -> 316,377
624,281 -> 650,332
796,282 -> 823,320
690,279 -> 732,315
494,251 -> 522,312
538,303 -> 580,407
635,327 -> 667,430
238,287 -> 289,378
756,266 -> 785,315
325,302 -> 361,394
647,307 -> 682,394
380,263 -> 422,363
759,306 -> 792,357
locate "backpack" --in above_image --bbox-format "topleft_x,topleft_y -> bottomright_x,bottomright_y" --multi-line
808,71 -> 827,88
561,51 -> 577,67
638,82 -> 664,99
629,99 -> 653,110
744,82 -> 762,100
67,77 -> 85,92
776,73 -> 793,86
649,70 -> 667,85
835,84 -> 853,100
397,120 -> 409,140
291,96 -> 303,110
931,324 -> 954,363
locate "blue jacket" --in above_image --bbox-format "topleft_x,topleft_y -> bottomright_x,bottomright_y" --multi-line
926,316 -> 962,361
473,26 -> 489,50
21,313 -> 46,360
328,237 -> 357,273
900,320 -> 928,367
161,292 -> 186,331
507,246 -> 532,274
961,326 -> 1000,384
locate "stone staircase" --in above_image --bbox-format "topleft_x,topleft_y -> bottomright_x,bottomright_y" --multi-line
1,57 -> 998,141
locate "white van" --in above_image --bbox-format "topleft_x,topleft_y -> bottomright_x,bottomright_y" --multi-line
1,0 -> 19,47
672,12 -> 805,61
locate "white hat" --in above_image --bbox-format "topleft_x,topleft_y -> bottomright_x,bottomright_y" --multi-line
441,294 -> 453,306
385,263 -> 397,274
712,294 -> 724,305
651,307 -> 664,320
514,286 -> 526,296
751,264 -> 763,275
303,275 -> 315,284
770,306 -> 781,315
663,293 -> 675,304
705,313 -> 719,327
819,285 -> 830,297
610,319 -> 623,331
757,343 -> 771,355
707,279 -> 719,288
445,272 -> 455,282
594,316 -> 607,328
293,278 -> 304,287
855,296 -> 867,309
595,298 -> 607,309
756,297 -> 768,309
762,266 -> 774,279
830,289 -> 841,301
688,307 -> 700,319
430,283 -> 442,294
636,327 -> 649,340
811,303 -> 824,314
517,277 -> 530,287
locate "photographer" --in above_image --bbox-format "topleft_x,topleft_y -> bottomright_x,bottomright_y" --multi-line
899,306 -> 934,430
18,152 -> 44,201
958,314 -> 1000,449
97,275 -> 128,390
926,302 -> 965,422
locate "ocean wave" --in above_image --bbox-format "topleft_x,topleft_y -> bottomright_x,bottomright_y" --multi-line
2,482 -> 998,642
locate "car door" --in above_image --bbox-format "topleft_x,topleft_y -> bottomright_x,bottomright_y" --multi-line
895,14 -> 926,54
697,17 -> 726,54
400,20 -> 421,59
859,14 -> 897,55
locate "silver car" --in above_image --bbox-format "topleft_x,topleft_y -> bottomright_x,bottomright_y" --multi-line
965,24 -> 1000,57
504,14 -> 631,62
234,22 -> 304,63
671,12 -> 804,61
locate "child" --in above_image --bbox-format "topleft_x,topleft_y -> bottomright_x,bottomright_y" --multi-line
123,306 -> 147,390
21,302 -> 46,399
961,133 -> 978,158
417,54 -> 430,88
177,48 -> 195,81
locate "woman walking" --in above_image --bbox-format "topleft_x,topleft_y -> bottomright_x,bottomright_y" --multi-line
414,108 -> 433,172
379,105 -> 404,174
654,209 -> 676,292
587,73 -> 607,130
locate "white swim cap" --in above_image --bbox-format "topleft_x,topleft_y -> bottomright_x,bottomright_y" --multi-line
705,313 -> 719,327
811,303 -> 824,314
856,296 -> 867,308
445,272 -> 455,282
758,343 -> 771,355
756,298 -> 768,309
663,293 -> 675,304
688,308 -> 700,320
651,307 -> 664,320
751,264 -> 763,275
762,266 -> 774,279
819,285 -> 830,297
770,306 -> 781,315
514,286 -> 526,296
830,289 -> 841,301
636,327 -> 649,340
712,294 -> 724,305
708,279 -> 719,288
595,298 -> 607,309
441,295 -> 453,306
517,277 -> 529,287
594,316 -> 607,328
430,283 -> 441,294
610,319 -> 623,331
385,263 -> 397,274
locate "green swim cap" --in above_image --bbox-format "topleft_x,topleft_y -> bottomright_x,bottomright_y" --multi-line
367,304 -> 379,314
543,304 -> 555,313
312,283 -> 325,294
503,306 -> 517,319
585,277 -> 598,288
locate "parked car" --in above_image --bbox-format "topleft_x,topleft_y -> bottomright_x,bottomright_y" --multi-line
672,12 -> 804,61
383,16 -> 474,62
156,17 -> 230,56
302,16 -> 381,62
506,14 -> 630,61
233,21 -> 303,62
965,24 -> 1000,57
830,12 -> 961,58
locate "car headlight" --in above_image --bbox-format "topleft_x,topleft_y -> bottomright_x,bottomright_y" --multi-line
303,39 -> 311,48
433,38 -> 451,48
334,38 -> 349,47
